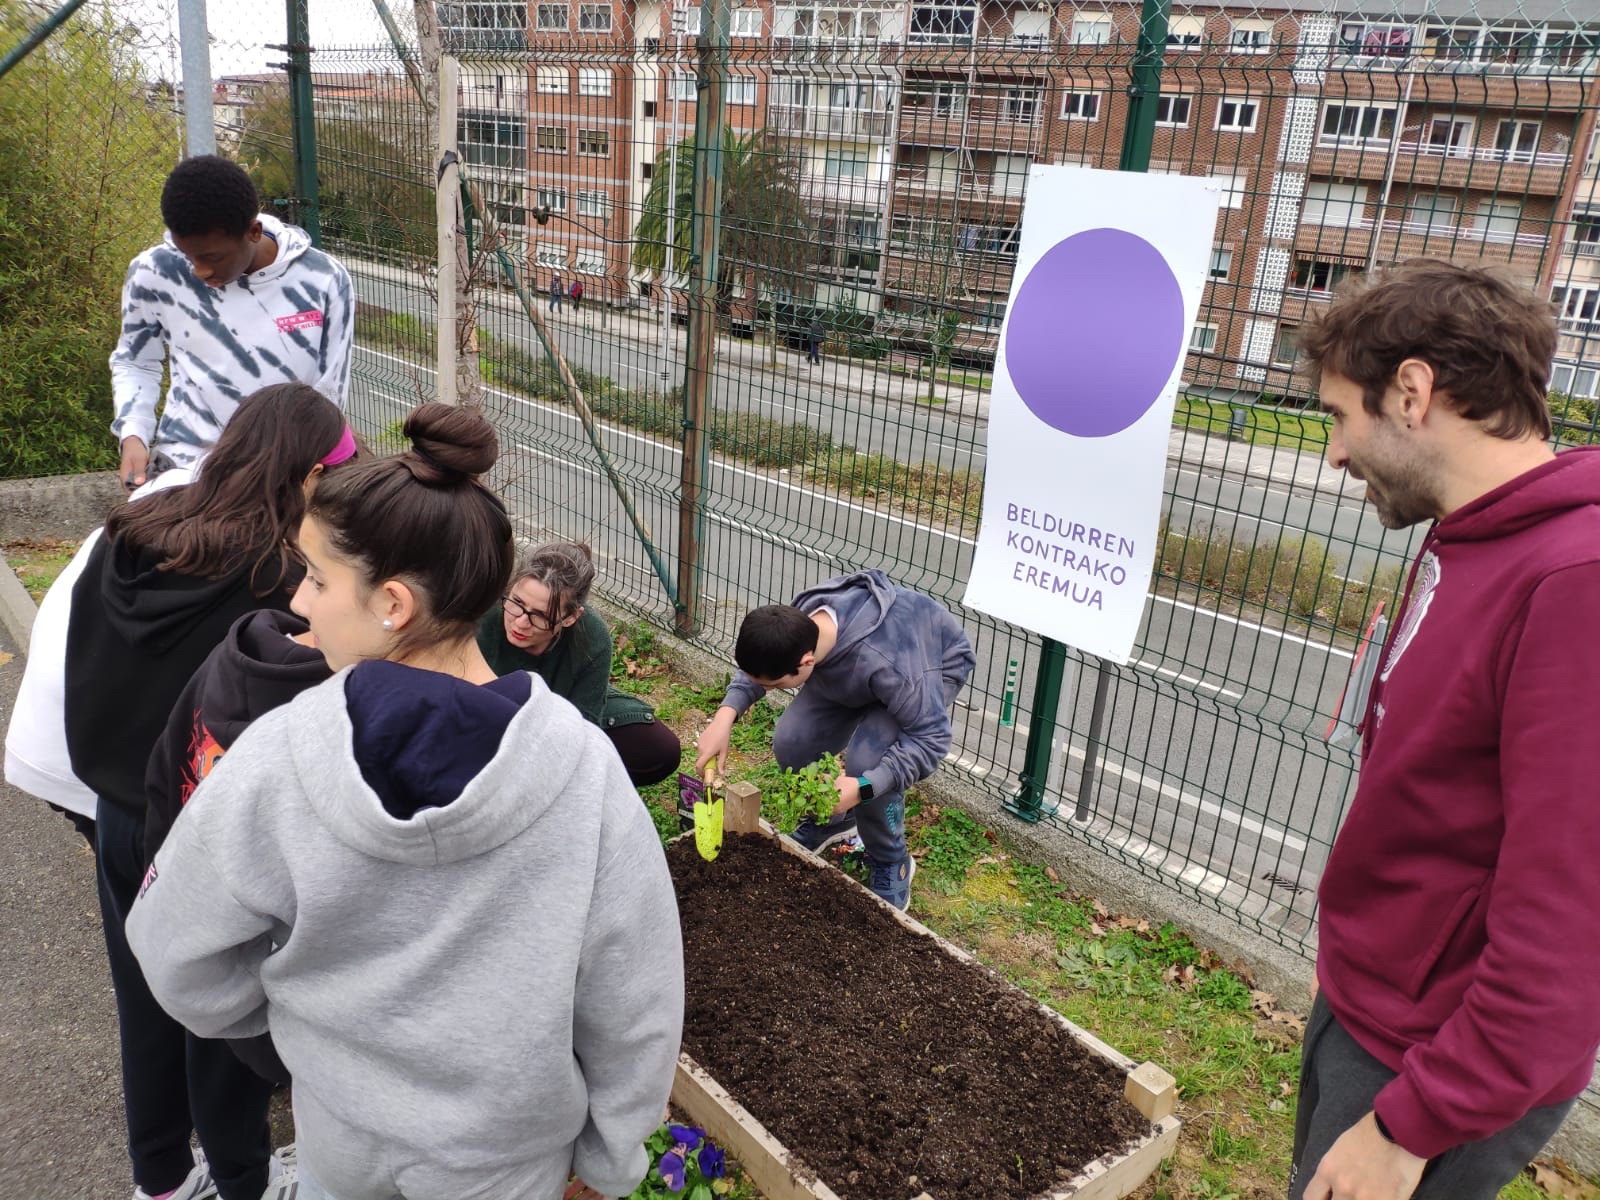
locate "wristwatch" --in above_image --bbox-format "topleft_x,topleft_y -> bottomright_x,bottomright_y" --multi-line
856,776 -> 874,802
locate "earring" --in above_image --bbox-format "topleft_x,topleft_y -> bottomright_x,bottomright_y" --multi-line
382,619 -> 394,630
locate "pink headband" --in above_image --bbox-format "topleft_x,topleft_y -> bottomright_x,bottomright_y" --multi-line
321,425 -> 357,466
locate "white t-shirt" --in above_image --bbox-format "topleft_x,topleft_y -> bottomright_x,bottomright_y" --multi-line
4,467 -> 195,817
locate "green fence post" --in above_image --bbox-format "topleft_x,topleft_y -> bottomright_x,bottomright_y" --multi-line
1010,0 -> 1168,824
675,0 -> 729,636
282,0 -> 320,245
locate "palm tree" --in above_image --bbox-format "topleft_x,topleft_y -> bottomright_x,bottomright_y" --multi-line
632,127 -> 813,363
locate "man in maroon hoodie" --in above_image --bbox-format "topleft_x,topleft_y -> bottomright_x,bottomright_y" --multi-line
1290,260 -> 1600,1199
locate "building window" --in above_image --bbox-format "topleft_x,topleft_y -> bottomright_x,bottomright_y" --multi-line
1061,91 -> 1101,121
534,186 -> 568,213
1424,116 -> 1474,158
579,68 -> 612,96
1215,97 -> 1258,133
670,72 -> 697,102
642,161 -> 653,180
1273,325 -> 1299,367
672,6 -> 701,34
1165,14 -> 1203,51
459,113 -> 527,169
1209,246 -> 1232,280
1303,181 -> 1368,227
642,36 -> 660,55
824,148 -> 869,178
1290,257 -> 1354,293
1011,9 -> 1049,47
535,125 -> 568,153
1005,87 -> 1039,123
1071,14 -> 1112,44
480,179 -> 526,228
933,81 -> 966,114
535,243 -> 567,269
643,99 -> 657,118
535,3 -> 568,30
731,7 -> 761,36
1320,103 -> 1397,145
578,129 -> 610,157
1337,21 -> 1413,59
1493,119 -> 1541,163
1550,362 -> 1600,398
577,3 -> 611,31
576,189 -> 611,220
909,3 -> 976,43
1213,174 -> 1247,209
442,1 -> 526,47
1228,18 -> 1274,53
1573,210 -> 1600,254
1190,324 -> 1219,352
1410,192 -> 1458,233
728,74 -> 758,105
535,66 -> 567,94
1474,199 -> 1521,242
1155,94 -> 1191,127
1553,285 -> 1600,327
575,251 -> 607,276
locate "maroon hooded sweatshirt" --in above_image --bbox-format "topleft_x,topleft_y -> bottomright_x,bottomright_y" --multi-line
1317,445 -> 1600,1160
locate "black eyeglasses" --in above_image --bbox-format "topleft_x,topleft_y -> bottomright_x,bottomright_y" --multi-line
502,594 -> 559,631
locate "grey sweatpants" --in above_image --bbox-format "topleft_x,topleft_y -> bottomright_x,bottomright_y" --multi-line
1290,993 -> 1573,1199
772,672 -> 969,864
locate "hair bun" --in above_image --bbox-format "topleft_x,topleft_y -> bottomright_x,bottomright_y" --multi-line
403,402 -> 499,483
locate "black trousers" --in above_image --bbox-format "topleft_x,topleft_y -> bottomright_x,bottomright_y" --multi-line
94,798 -> 277,1200
1290,992 -> 1573,1199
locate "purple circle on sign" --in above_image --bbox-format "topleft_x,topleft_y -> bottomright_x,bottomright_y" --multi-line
1004,227 -> 1186,438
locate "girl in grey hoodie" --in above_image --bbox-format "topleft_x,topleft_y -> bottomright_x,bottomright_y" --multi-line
128,404 -> 684,1200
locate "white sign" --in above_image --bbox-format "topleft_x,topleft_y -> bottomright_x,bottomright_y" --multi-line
963,166 -> 1222,663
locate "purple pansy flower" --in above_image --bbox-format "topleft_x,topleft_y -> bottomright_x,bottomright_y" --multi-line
697,1143 -> 726,1180
658,1150 -> 687,1192
667,1124 -> 704,1153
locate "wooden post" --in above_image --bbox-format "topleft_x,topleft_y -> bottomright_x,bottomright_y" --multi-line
724,781 -> 761,834
1124,1061 -> 1178,1123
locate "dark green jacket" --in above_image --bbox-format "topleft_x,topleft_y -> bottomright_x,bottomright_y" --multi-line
476,606 -> 656,728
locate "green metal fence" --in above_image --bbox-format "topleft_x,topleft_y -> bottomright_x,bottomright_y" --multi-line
12,0 -> 1594,954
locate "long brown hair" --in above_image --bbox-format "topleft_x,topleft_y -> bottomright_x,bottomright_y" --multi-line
306,402 -> 514,649
105,383 -> 350,592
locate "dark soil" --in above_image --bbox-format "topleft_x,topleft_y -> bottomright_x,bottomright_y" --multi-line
668,835 -> 1151,1200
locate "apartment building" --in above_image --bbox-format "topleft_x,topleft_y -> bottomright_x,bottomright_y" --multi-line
431,0 -> 1599,389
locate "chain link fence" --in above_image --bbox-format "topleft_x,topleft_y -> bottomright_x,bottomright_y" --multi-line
7,0 -> 1599,955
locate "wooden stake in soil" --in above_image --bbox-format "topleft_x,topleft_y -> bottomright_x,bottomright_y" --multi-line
724,781 -> 762,834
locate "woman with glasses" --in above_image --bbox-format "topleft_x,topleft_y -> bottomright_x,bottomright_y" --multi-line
478,542 -> 683,788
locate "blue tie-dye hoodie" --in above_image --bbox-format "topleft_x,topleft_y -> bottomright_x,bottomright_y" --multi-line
110,213 -> 354,467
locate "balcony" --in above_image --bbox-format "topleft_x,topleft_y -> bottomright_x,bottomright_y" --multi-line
1297,215 -> 1550,253
1308,139 -> 1572,196
893,165 -> 1027,204
897,105 -> 1043,151
770,105 -> 894,140
798,174 -> 891,209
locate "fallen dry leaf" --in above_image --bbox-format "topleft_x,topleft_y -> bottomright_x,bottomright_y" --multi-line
0,650 -> 12,667
1092,899 -> 1110,918
1044,866 -> 1059,883
1530,1159 -> 1599,1199
1088,921 -> 1106,938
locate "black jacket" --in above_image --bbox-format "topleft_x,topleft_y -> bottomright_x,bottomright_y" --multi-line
144,607 -> 330,1085
64,535 -> 297,818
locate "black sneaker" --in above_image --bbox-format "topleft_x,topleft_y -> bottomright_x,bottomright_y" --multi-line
790,811 -> 859,854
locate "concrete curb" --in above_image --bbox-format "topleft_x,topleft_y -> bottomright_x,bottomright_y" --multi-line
0,551 -> 36,652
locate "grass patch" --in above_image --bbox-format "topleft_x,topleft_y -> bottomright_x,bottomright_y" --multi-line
3,537 -> 79,603
1174,395 -> 1331,455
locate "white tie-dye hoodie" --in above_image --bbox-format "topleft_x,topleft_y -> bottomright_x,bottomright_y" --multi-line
109,213 -> 354,467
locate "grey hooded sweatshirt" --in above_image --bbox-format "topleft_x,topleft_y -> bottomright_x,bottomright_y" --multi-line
721,570 -> 976,799
127,662 -> 683,1200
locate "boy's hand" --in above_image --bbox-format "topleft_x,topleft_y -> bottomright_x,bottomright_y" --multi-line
695,707 -> 738,776
1302,1113 -> 1425,1200
120,436 -> 149,491
832,772 -> 862,814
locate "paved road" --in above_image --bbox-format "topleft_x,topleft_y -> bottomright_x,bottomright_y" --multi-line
348,346 -> 1420,944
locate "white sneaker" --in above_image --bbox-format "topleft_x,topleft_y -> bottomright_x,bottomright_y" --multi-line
132,1158 -> 217,1200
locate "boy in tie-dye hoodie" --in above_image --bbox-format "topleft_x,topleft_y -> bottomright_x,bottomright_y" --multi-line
111,155 -> 353,489
696,570 -> 975,909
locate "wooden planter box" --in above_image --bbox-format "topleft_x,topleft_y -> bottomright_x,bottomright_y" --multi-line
669,783 -> 1181,1200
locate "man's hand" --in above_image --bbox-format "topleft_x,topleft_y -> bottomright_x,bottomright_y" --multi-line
832,772 -> 862,815
119,436 -> 150,491
1303,1113 -> 1425,1200
695,706 -> 738,777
